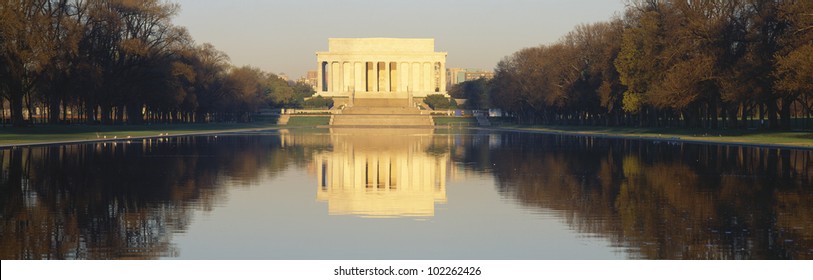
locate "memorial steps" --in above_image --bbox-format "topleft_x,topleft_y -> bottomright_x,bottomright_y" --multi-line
330,115 -> 434,127
351,97 -> 413,108
330,98 -> 434,127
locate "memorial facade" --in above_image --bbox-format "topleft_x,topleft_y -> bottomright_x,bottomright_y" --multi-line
315,38 -> 448,101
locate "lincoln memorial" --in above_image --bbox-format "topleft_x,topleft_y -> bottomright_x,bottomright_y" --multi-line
315,38 -> 448,104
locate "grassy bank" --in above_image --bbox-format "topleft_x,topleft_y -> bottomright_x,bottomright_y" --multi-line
0,122 -> 278,146
4,117 -> 810,149
490,124 -> 813,148
285,116 -> 331,126
433,116 -> 477,126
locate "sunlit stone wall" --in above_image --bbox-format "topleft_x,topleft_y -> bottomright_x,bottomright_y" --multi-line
315,38 -> 448,99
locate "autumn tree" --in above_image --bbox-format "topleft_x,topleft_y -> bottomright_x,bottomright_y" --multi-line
492,21 -> 625,125
590,20 -> 626,125
184,43 -> 231,122
774,0 -> 813,129
490,47 -> 550,124
0,0 -> 58,126
224,66 -> 266,122
615,0 -> 676,126
1,0 -> 275,125
560,21 -> 625,125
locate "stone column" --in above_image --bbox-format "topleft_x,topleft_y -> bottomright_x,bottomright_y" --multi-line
400,62 -> 409,92
355,62 -> 364,92
384,62 -> 391,92
344,62 -> 352,92
424,62 -> 432,92
390,62 -> 398,92
339,62 -> 344,93
412,62 -> 421,94
337,61 -> 347,92
373,62 -> 379,92
366,62 -> 374,92
329,62 -> 335,92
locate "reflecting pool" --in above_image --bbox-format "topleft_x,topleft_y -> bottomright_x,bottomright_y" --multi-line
1,128 -> 811,259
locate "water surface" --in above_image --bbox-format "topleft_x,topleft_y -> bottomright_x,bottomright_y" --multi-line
1,128 -> 811,259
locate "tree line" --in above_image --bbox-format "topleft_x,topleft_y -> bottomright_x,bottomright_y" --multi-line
1,0 -> 314,127
490,0 -> 812,129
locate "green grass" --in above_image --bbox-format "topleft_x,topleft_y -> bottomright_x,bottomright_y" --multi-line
488,117 -> 516,126
492,124 -> 813,148
5,117 -> 808,148
433,117 -> 477,126
285,116 -> 330,126
0,122 -> 278,146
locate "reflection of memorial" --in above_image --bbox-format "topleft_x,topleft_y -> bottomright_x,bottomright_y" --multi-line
314,128 -> 448,218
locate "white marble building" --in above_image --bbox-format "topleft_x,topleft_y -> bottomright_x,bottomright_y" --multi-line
315,38 -> 448,100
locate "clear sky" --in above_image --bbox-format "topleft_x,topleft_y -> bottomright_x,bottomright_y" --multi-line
172,0 -> 626,79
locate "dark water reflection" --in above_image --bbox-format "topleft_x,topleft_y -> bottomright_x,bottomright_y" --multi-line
469,133 -> 813,259
0,134 -> 321,259
1,129 -> 811,259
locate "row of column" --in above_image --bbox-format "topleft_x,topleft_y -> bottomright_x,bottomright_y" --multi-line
318,61 -> 446,93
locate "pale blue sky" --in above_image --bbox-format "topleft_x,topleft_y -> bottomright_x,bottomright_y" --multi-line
172,0 -> 626,79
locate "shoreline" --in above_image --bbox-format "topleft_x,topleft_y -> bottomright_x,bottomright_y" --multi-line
2,123 -> 811,150
476,126 -> 813,150
0,125 -> 281,149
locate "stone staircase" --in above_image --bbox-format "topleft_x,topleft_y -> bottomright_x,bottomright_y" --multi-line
331,114 -> 434,126
341,106 -> 421,115
352,98 -> 413,107
331,98 -> 433,127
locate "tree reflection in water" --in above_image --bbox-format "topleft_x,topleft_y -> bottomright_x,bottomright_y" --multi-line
0,134 -> 322,259
1,130 -> 811,259
472,132 -> 813,259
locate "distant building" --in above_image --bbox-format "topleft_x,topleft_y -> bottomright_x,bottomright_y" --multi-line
447,68 -> 466,86
298,70 -> 319,90
446,68 -> 494,87
464,70 -> 494,81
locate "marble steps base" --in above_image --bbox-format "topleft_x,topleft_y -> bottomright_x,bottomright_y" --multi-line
331,114 -> 433,127
342,106 -> 422,115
